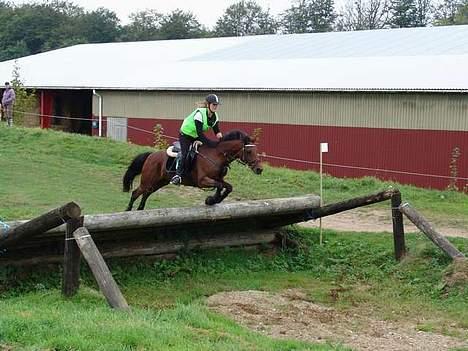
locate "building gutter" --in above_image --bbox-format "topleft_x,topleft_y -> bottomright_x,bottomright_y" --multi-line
92,89 -> 103,137
27,86 -> 468,93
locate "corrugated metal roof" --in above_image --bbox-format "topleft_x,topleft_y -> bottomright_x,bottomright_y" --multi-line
0,25 -> 467,92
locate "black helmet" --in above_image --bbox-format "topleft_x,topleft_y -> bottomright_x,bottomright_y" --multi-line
205,94 -> 221,104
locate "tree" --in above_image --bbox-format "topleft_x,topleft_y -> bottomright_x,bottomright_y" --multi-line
10,61 -> 37,126
414,0 -> 433,25
0,1 -> 88,60
78,7 -> 121,43
387,0 -> 432,27
433,0 -> 467,24
280,0 -> 336,33
158,9 -> 207,40
214,1 -> 278,37
454,2 -> 468,23
336,0 -> 390,30
122,9 -> 164,41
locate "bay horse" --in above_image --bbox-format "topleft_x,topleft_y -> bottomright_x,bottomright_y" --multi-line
123,130 -> 263,210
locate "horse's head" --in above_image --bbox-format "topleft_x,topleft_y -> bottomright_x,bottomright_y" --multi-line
223,130 -> 263,174
221,130 -> 263,175
240,138 -> 263,175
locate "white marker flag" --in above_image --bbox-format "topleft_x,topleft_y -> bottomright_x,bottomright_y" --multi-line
320,142 -> 328,153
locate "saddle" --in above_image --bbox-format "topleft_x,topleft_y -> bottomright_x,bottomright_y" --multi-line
165,141 -> 202,173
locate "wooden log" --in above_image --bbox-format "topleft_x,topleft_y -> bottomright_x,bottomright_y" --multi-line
5,195 -> 321,235
98,229 -> 279,258
391,191 -> 406,261
62,216 -> 84,297
399,203 -> 465,260
74,195 -> 321,233
0,229 -> 280,266
0,202 -> 81,248
73,227 -> 129,310
306,189 -> 399,219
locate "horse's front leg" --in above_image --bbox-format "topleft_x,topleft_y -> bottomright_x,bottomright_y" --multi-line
198,176 -> 225,205
216,181 -> 232,204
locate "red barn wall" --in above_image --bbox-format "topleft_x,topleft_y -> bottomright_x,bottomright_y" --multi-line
127,117 -> 468,191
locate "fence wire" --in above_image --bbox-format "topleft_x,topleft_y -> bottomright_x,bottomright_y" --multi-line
12,109 -> 468,182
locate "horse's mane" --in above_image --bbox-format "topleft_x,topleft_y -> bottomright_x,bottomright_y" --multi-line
221,129 -> 251,144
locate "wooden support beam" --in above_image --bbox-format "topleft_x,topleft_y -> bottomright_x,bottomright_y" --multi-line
0,202 -> 81,249
62,216 -> 84,297
306,189 -> 399,220
73,227 -> 129,310
391,191 -> 406,261
399,203 -> 465,260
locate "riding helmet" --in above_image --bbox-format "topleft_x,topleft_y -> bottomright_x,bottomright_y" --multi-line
205,94 -> 221,104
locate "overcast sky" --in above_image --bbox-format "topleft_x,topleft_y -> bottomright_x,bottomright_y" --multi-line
14,0 -> 297,26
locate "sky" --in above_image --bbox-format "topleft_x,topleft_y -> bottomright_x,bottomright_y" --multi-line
14,0 -> 297,26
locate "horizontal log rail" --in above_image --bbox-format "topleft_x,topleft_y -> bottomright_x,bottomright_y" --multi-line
6,195 -> 321,236
0,196 -> 320,266
306,188 -> 400,220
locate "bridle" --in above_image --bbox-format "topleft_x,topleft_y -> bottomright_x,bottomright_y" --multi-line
229,144 -> 258,168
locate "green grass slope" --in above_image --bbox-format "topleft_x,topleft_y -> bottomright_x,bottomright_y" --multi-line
0,125 -> 466,351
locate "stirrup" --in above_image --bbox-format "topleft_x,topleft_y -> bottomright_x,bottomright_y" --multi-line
170,175 -> 182,185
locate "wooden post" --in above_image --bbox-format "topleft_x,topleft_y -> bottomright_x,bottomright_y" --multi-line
73,227 -> 129,310
0,202 -> 81,248
399,203 -> 465,260
62,216 -> 84,297
391,191 -> 406,261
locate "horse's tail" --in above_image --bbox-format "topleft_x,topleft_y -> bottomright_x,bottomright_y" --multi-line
122,152 -> 152,192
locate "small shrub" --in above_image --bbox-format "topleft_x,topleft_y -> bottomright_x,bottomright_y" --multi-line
153,123 -> 169,150
447,146 -> 461,191
252,127 -> 262,143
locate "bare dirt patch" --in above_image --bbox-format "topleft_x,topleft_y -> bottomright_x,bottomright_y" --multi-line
444,258 -> 468,288
300,207 -> 468,238
207,290 -> 468,351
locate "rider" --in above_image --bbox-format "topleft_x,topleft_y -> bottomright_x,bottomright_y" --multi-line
170,94 -> 223,185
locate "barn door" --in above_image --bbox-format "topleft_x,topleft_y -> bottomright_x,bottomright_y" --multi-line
107,117 -> 127,142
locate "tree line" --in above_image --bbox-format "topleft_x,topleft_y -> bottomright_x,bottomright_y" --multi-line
0,0 -> 467,61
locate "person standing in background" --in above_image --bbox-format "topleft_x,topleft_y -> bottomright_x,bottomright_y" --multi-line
2,82 -> 16,127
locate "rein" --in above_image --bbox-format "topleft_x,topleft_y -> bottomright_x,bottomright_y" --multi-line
196,143 -> 256,170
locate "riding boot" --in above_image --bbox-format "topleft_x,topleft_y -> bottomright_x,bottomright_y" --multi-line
170,157 -> 184,185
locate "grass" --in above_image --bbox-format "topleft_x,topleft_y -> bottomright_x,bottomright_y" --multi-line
0,125 -> 467,350
0,289 -> 343,351
1,229 -> 467,349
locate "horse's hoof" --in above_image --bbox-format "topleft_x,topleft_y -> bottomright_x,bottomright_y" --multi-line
205,196 -> 216,206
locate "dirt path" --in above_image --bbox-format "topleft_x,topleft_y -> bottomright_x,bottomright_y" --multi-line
300,207 -> 468,238
207,290 -> 468,351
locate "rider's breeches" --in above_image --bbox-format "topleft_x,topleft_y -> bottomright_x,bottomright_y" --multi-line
177,133 -> 195,176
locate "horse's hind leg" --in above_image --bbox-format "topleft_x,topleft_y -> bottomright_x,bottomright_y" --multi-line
137,191 -> 152,210
126,187 -> 144,211
136,181 -> 168,210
